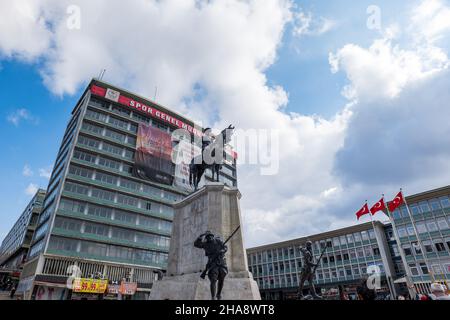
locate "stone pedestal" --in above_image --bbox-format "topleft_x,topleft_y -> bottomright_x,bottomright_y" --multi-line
150,183 -> 261,300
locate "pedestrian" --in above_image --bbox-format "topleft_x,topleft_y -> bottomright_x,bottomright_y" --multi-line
9,284 -> 16,299
428,283 -> 450,300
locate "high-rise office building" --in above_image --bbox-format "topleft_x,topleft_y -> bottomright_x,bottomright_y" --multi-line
17,79 -> 237,300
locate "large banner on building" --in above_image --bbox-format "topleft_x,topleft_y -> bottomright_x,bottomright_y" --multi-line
134,123 -> 174,185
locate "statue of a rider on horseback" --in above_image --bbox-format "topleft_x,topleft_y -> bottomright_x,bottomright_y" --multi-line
189,124 -> 235,191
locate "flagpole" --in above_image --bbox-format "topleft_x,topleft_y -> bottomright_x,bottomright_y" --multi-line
401,188 -> 435,285
367,201 -> 397,299
383,194 -> 417,299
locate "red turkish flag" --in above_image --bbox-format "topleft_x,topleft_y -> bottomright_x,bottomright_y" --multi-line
356,203 -> 370,220
388,191 -> 404,212
370,198 -> 386,215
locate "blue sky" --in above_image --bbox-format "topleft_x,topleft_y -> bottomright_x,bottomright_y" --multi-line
1,0 -> 449,246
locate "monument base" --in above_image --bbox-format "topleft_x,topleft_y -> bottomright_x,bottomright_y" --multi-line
150,271 -> 261,300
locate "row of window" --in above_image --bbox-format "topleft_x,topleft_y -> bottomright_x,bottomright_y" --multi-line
396,216 -> 450,238
249,229 -> 377,265
401,238 -> 450,256
82,121 -> 137,146
85,108 -> 138,134
63,181 -> 174,216
68,164 -> 181,203
59,198 -> 172,233
392,196 -> 450,220
53,216 -> 170,248
78,135 -> 135,160
48,236 -> 168,265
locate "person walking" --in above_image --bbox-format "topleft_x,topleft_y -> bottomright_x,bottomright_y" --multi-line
428,283 -> 450,300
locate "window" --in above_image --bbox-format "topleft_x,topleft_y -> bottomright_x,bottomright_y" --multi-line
84,222 -> 109,237
82,122 -> 103,135
346,234 -> 354,244
339,236 -> 347,245
54,217 -> 82,231
437,218 -> 448,230
123,149 -> 134,159
406,224 -> 415,236
98,157 -> 121,171
439,196 -> 450,208
419,201 -> 430,213
95,172 -> 118,185
69,165 -> 93,179
49,236 -> 78,252
64,182 -> 89,195
435,242 -> 446,252
333,237 -> 340,247
86,109 -> 107,122
353,232 -> 362,242
112,228 -> 134,241
361,231 -> 369,241
410,204 -> 421,215
416,222 -> 427,234
397,227 -> 408,238
146,202 -> 152,211
373,247 -> 380,256
403,245 -> 412,256
409,263 -> 419,276
80,241 -> 107,257
120,178 -> 139,191
446,238 -> 450,251
116,194 -> 139,207
349,249 -> 357,259
73,150 -> 96,163
419,262 -> 428,275
423,240 -> 434,253
400,206 -> 409,218
78,135 -> 100,149
368,229 -> 376,239
392,209 -> 401,219
91,188 -> 115,202
87,205 -> 112,219
426,221 -> 438,232
102,142 -> 122,156
411,242 -> 421,255
114,210 -> 136,224
59,199 -> 85,213
429,199 -> 441,211
108,116 -> 128,130
105,128 -> 126,143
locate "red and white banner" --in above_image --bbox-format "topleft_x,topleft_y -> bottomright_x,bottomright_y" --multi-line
90,84 -> 202,137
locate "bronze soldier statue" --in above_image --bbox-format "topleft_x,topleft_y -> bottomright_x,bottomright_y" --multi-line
194,231 -> 228,300
298,240 -> 322,300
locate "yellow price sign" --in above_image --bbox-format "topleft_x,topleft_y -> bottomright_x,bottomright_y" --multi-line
72,278 -> 108,294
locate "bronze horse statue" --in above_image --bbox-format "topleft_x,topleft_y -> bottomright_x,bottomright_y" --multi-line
189,125 -> 235,191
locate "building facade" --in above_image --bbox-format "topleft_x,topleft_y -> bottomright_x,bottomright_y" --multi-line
0,189 -> 46,285
17,79 -> 237,300
247,186 -> 450,299
247,221 -> 396,300
388,186 -> 450,293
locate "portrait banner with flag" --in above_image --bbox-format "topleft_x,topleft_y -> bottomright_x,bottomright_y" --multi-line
134,123 -> 174,185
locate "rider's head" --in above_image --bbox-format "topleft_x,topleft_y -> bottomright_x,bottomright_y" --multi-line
204,231 -> 214,242
305,240 -> 313,249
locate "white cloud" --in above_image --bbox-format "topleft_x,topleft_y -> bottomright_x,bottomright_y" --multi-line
7,108 -> 39,126
410,0 -> 450,43
39,166 -> 53,179
293,9 -> 336,37
22,164 -> 33,177
0,0 -> 52,61
25,183 -> 39,196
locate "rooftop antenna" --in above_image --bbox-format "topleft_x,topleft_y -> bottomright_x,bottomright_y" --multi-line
98,68 -> 106,80
153,86 -> 158,101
